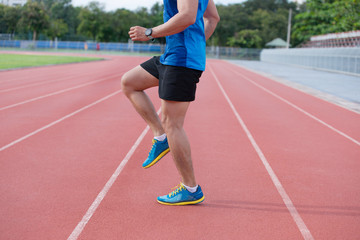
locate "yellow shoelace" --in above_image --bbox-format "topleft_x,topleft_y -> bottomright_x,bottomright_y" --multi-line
148,139 -> 157,156
169,183 -> 186,197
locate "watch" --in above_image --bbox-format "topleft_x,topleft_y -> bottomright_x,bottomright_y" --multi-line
145,28 -> 154,40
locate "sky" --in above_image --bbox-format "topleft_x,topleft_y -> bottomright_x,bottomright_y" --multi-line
71,0 -> 304,12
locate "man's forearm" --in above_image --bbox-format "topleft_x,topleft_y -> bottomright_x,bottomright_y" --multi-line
152,12 -> 195,38
204,18 -> 218,40
129,13 -> 193,42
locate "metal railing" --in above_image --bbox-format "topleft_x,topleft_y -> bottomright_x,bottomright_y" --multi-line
0,40 -> 163,53
260,48 -> 360,76
0,40 -> 262,60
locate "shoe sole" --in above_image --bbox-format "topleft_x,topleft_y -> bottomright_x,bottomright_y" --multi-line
157,196 -> 205,206
143,148 -> 170,169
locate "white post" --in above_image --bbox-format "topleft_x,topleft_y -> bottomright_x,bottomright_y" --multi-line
286,8 -> 292,49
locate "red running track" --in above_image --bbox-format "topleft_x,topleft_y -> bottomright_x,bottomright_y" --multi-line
0,53 -> 359,240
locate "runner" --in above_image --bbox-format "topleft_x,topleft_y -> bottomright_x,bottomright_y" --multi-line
121,0 -> 220,205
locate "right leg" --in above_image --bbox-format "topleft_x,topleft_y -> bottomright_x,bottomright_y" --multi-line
121,65 -> 165,137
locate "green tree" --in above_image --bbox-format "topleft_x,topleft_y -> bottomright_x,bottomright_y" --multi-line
49,0 -> 80,37
292,0 -> 360,45
213,0 -> 299,47
111,9 -> 136,42
150,2 -> 164,26
0,4 -> 22,34
5,6 -> 22,34
332,0 -> 360,30
46,19 -> 68,40
212,4 -> 250,46
243,0 -> 296,13
227,29 -> 262,48
77,1 -> 105,41
33,0 -> 56,10
49,0 -> 71,20
250,8 -> 289,46
96,11 -> 113,42
22,1 -> 49,41
0,5 -> 4,33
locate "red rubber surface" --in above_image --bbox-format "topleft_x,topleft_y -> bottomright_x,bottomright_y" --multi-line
0,53 -> 359,240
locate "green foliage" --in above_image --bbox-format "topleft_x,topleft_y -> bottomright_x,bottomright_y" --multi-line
1,0 -> 298,47
0,5 -> 22,34
3,0 -> 358,48
212,4 -> 249,46
227,29 -> 262,48
46,19 -> 68,40
249,8 -> 289,46
292,0 -> 360,45
77,1 -> 106,41
213,1 -> 298,47
243,0 -> 297,13
21,1 -> 50,41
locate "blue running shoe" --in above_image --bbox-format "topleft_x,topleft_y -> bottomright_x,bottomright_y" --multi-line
142,138 -> 170,169
157,183 -> 205,205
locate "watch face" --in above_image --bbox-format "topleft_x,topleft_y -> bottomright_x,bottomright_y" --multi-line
145,29 -> 152,36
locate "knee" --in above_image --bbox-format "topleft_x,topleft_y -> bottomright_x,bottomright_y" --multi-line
161,115 -> 182,134
120,72 -> 133,97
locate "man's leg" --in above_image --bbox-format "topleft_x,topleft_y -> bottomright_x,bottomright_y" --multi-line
121,66 -> 165,137
156,99 -> 204,205
161,100 -> 196,187
121,65 -> 170,169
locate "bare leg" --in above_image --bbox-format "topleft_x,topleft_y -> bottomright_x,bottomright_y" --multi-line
121,66 -> 165,136
161,100 -> 197,187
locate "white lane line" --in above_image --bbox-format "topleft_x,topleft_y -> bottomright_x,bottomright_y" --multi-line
67,108 -> 161,240
0,89 -> 122,152
0,74 -> 120,111
209,65 -> 314,240
0,72 -> 100,93
0,78 -> 69,93
229,67 -> 360,147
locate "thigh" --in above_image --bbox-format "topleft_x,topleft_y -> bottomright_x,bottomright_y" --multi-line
122,65 -> 159,91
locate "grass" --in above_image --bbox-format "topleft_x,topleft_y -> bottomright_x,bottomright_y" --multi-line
0,53 -> 103,70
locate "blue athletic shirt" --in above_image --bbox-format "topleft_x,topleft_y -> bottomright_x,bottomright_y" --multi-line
160,0 -> 209,71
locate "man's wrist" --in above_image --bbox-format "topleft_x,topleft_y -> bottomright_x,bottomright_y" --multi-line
145,28 -> 154,40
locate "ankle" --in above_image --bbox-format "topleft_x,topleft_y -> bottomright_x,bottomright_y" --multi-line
182,183 -> 198,193
154,133 -> 166,141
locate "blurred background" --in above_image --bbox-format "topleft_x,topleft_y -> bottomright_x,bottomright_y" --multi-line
0,0 -> 359,75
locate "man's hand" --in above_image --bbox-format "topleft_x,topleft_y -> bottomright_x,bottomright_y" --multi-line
129,26 -> 148,41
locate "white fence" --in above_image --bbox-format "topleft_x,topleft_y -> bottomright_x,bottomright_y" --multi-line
261,48 -> 360,76
0,40 -> 262,60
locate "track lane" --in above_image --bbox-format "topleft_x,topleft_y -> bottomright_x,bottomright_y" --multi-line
0,59 -> 131,107
0,74 -> 123,111
209,65 -> 313,239
210,60 -> 360,239
0,84 -> 161,240
226,62 -> 360,142
0,68 -> 117,94
75,61 -> 305,240
0,56 -> 147,147
0,73 -> 123,147
1,56 -> 359,240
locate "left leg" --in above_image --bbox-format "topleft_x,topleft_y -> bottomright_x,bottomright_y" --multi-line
161,100 -> 197,187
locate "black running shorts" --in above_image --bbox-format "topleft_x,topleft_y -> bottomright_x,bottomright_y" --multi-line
140,56 -> 203,102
